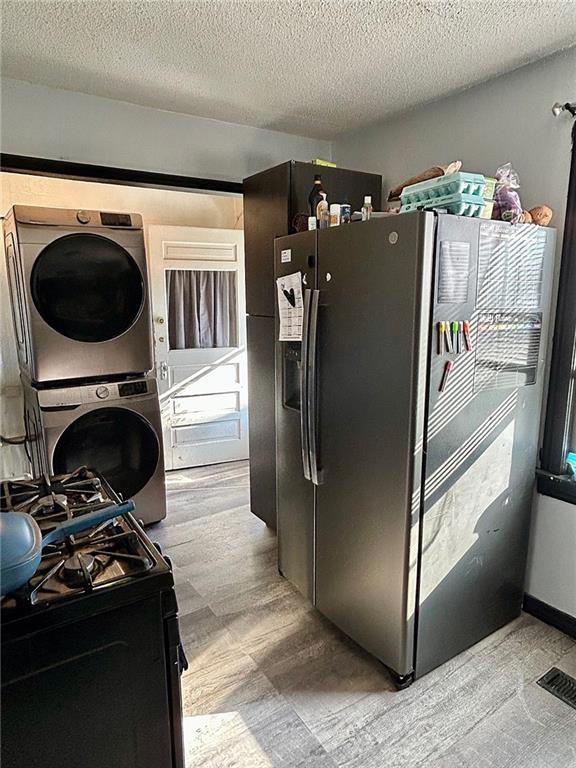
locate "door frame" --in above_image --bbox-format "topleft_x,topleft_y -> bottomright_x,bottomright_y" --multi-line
0,154 -> 243,195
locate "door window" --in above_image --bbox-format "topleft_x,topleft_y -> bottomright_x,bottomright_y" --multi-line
53,408 -> 159,499
31,234 -> 144,342
165,269 -> 238,349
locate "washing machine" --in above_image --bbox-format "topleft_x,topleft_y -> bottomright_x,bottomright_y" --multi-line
4,206 -> 153,385
23,375 -> 166,525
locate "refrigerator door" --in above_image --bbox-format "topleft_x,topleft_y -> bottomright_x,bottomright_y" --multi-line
275,230 -> 317,599
416,216 -> 556,678
247,315 -> 277,528
314,214 -> 435,677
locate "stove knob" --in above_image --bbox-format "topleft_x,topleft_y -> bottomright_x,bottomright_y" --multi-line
96,386 -> 110,399
76,210 -> 91,224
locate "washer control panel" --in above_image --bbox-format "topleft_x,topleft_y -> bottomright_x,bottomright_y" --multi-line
95,386 -> 110,399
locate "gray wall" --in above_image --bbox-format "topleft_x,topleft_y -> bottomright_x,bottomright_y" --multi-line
333,47 -> 576,619
0,78 -> 331,182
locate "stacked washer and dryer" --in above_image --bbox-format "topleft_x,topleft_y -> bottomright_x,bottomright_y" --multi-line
4,206 -> 166,524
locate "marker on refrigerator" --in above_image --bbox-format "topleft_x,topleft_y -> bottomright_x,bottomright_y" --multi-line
463,321 -> 472,351
450,320 -> 460,354
438,322 -> 446,355
458,321 -> 464,353
451,321 -> 459,354
445,322 -> 453,353
439,360 -> 454,392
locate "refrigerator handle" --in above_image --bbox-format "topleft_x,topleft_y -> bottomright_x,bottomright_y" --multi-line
308,289 -> 322,486
300,289 -> 312,480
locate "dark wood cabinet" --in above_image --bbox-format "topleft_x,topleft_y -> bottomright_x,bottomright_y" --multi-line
243,160 -> 382,527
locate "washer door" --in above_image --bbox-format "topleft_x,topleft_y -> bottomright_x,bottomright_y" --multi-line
31,234 -> 144,342
52,408 -> 160,500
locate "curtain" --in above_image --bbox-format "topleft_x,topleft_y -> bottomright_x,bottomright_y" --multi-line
541,119 -> 576,475
166,270 -> 238,349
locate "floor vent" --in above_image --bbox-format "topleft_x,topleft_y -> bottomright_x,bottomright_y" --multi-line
537,667 -> 576,710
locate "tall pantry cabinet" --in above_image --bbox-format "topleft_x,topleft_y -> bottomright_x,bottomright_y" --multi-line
243,160 -> 382,527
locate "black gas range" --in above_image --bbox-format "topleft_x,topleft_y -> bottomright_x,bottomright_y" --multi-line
1,467 -> 187,768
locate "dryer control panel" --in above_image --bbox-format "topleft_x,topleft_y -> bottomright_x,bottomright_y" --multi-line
37,378 -> 155,408
119,381 -> 148,397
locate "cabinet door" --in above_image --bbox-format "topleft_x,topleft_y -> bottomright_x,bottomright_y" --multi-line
247,315 -> 277,528
244,163 -> 290,316
290,162 -> 382,224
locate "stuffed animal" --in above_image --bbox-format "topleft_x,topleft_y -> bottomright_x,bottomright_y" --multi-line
529,205 -> 553,227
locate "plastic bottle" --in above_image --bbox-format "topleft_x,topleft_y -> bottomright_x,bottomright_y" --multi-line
329,203 -> 340,227
340,199 -> 351,224
361,196 -> 373,221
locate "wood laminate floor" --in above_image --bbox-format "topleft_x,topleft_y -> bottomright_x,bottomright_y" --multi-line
153,461 -> 576,768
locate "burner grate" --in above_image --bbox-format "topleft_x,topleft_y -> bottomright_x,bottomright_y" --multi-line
1,468 -> 156,610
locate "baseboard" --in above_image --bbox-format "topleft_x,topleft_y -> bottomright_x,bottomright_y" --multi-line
523,594 -> 576,639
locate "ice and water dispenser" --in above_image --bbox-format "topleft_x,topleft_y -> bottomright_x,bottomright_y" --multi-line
282,342 -> 302,411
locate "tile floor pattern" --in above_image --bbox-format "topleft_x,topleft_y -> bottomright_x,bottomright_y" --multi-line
153,461 -> 576,768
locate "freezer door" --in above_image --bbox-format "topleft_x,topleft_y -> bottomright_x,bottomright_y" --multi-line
416,216 -> 556,678
315,214 -> 435,676
275,230 -> 317,599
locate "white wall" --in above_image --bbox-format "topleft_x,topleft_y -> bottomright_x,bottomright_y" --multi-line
333,47 -> 576,618
0,78 -> 331,183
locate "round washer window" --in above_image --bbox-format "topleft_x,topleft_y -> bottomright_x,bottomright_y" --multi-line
31,234 -> 144,342
53,408 -> 159,500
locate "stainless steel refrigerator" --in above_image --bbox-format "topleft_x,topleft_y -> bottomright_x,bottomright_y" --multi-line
275,212 -> 555,687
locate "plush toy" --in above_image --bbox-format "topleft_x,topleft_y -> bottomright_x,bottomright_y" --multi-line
529,205 -> 553,227
493,163 -> 523,224
520,210 -> 533,224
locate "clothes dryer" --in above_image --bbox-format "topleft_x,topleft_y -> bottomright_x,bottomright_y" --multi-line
4,206 -> 153,385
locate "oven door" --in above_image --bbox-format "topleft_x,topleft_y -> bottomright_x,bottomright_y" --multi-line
30,233 -> 145,343
52,407 -> 160,502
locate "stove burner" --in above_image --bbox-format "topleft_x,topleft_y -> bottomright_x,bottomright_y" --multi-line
62,552 -> 96,583
30,493 -> 68,517
1,468 -> 157,609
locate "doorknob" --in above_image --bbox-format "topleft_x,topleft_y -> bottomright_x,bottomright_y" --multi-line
159,361 -> 169,380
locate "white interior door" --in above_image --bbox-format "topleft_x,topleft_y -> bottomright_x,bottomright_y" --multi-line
147,226 -> 248,471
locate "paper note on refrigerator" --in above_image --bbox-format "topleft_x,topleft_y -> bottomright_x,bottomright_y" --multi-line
276,272 -> 304,341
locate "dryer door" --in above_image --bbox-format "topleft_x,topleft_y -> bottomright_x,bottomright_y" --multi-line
31,233 -> 144,342
52,407 -> 160,500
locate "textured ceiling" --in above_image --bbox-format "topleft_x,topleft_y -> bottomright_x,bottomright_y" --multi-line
1,0 -> 575,139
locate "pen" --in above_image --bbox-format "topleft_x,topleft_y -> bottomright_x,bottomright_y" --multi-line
439,360 -> 454,392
